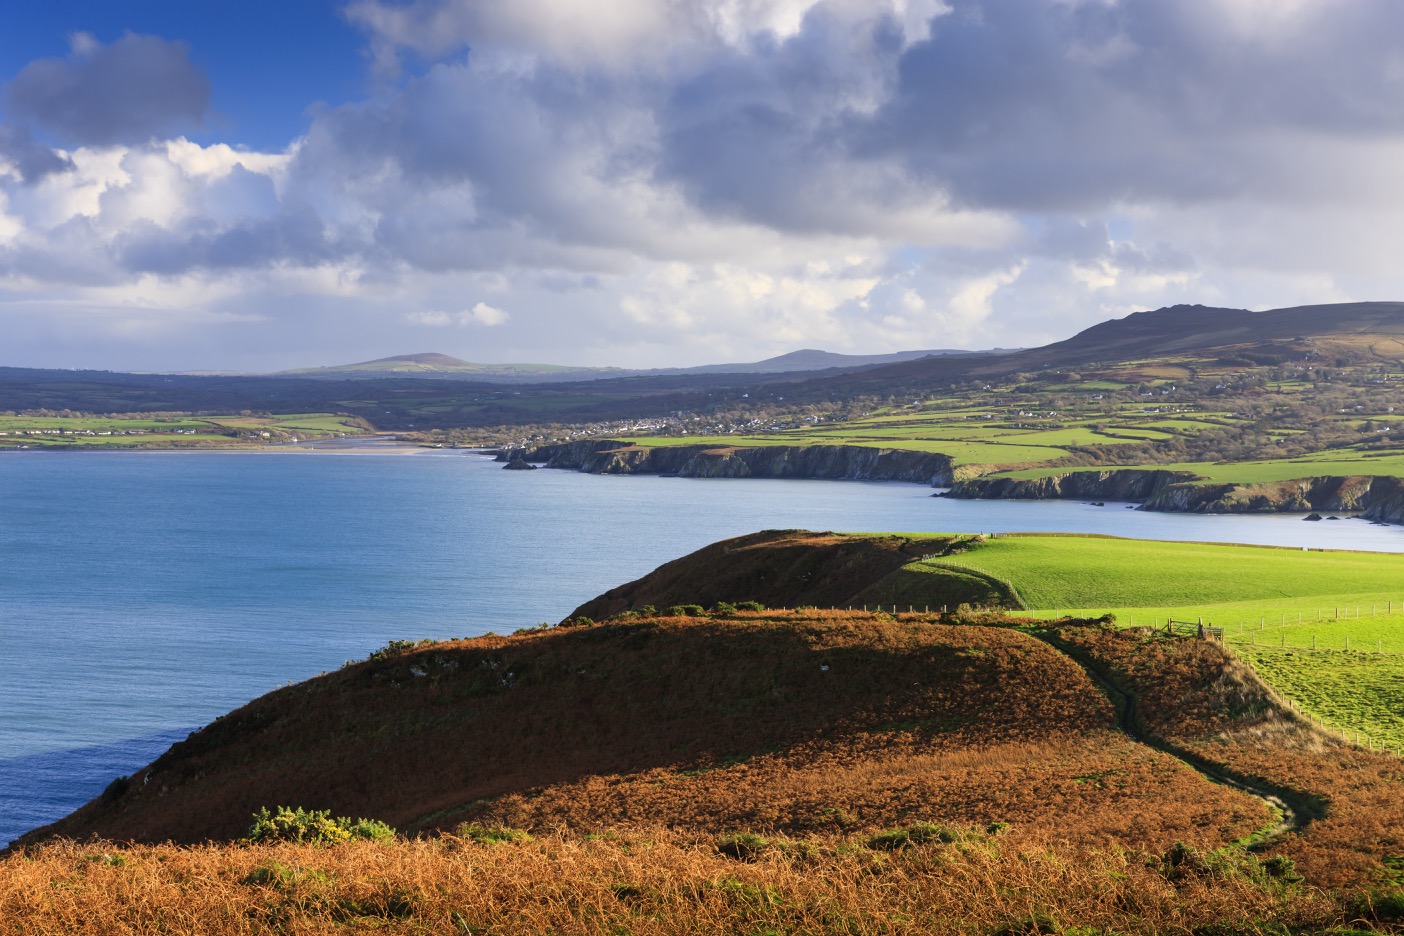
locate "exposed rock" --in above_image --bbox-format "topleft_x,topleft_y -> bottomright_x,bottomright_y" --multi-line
1304,512 -> 1323,521
500,439 -> 956,486
947,469 -> 1198,503
951,468 -> 1404,522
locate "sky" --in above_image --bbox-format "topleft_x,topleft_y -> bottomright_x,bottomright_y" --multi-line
3,1 -> 1404,372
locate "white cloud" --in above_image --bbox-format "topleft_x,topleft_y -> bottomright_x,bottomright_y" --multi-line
8,3 -> 1404,370
406,302 -> 508,327
467,301 -> 508,325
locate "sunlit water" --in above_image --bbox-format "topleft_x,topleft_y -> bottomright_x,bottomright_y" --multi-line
4,449 -> 1403,845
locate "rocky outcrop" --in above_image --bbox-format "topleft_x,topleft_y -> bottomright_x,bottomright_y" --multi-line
951,467 -> 1404,522
498,440 -> 956,486
947,469 -> 1198,503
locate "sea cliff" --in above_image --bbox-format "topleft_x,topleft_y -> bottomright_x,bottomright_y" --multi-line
498,439 -> 956,485
949,469 -> 1404,522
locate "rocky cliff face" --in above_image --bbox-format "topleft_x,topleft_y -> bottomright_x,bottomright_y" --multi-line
948,469 -> 1198,503
498,440 -> 955,486
951,468 -> 1404,522
498,443 -> 1404,522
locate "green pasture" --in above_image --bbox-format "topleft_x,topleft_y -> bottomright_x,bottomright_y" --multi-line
0,412 -> 366,447
627,432 -> 1070,465
917,534 -> 1404,611
991,450 -> 1404,484
914,533 -> 1404,749
1232,648 -> 1404,750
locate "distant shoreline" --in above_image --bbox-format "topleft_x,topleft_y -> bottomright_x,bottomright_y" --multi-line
0,437 -> 463,456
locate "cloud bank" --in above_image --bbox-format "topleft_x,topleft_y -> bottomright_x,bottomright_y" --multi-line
2,1 -> 1404,370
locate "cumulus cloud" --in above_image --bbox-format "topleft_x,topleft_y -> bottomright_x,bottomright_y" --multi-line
4,32 -> 210,146
0,125 -> 73,184
9,0 -> 1404,370
406,302 -> 509,327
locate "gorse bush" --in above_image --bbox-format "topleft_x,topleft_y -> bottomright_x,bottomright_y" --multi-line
709,601 -> 767,615
668,604 -> 706,617
368,638 -> 436,661
866,822 -> 963,851
246,807 -> 396,845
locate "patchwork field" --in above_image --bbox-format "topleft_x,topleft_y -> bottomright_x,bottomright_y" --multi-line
0,413 -> 370,448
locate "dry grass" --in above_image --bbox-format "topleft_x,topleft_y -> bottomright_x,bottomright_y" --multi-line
1060,623 -> 1404,889
1,829 -> 1351,936
21,611 -> 1268,856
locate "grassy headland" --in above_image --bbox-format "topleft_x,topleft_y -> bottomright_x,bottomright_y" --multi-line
8,528 -> 1404,932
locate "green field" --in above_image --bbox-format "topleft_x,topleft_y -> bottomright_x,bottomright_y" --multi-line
992,450 -> 1404,484
1229,647 -> 1404,750
0,413 -> 368,448
912,534 -> 1404,748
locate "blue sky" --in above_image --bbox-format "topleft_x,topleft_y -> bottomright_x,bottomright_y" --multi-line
0,0 -> 365,150
2,1 -> 1404,372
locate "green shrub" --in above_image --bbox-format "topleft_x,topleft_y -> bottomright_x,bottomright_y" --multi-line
559,616 -> 595,628
454,822 -> 532,845
368,638 -> 435,661
867,823 -> 962,851
246,806 -> 396,845
1261,854 -> 1303,884
712,601 -> 738,615
668,604 -> 706,617
638,605 -> 658,616
734,601 -> 766,612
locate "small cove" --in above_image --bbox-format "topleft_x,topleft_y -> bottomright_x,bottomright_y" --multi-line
3,449 -> 1403,846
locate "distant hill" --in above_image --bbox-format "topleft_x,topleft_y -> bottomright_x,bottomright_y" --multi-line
276,347 -> 989,382
674,347 -> 985,374
840,300 -> 1404,385
277,353 -> 618,379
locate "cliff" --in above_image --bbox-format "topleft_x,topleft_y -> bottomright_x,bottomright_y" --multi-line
949,469 -> 1404,522
499,439 -> 955,485
946,469 -> 1199,503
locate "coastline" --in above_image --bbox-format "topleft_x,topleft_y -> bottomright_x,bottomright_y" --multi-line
0,436 -> 451,456
503,438 -> 1404,524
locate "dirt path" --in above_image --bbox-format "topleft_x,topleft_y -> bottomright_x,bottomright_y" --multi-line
1034,630 -> 1320,850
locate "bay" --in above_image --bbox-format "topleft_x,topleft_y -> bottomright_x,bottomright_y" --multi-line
3,448 -> 1402,846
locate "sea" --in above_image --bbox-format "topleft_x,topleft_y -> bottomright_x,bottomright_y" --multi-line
4,447 -> 1404,846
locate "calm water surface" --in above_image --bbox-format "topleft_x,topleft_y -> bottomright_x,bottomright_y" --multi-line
4,449 -> 1404,845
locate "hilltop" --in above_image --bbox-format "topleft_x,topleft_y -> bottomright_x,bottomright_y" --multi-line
9,529 -> 1404,931
841,300 -> 1404,384
277,352 -> 619,380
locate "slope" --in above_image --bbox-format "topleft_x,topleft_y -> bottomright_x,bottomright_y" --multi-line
567,530 -> 1021,621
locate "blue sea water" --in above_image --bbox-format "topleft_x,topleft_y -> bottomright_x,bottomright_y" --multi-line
4,449 -> 1404,846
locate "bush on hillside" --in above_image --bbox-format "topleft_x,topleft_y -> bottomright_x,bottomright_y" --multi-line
246,806 -> 396,845
368,638 -> 437,661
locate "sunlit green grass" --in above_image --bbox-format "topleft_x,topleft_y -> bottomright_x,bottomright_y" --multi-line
914,533 -> 1404,748
992,450 -> 1404,484
1231,647 -> 1404,749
